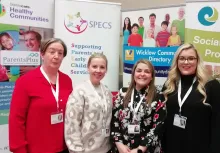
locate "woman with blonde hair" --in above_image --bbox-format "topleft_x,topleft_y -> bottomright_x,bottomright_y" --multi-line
65,53 -> 112,153
162,43 -> 220,153
110,59 -> 166,153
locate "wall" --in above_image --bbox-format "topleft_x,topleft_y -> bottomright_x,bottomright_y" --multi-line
95,0 -> 184,10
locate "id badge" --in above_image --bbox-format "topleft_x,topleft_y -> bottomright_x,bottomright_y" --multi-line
102,128 -> 110,137
173,114 -> 187,129
128,124 -> 140,134
51,112 -> 63,124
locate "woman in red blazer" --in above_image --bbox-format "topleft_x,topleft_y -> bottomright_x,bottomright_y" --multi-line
9,38 -> 73,153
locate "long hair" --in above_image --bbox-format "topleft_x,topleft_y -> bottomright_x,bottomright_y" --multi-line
123,59 -> 156,107
123,17 -> 132,35
163,43 -> 208,103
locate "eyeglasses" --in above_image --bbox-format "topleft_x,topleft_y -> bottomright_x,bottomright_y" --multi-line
178,56 -> 197,63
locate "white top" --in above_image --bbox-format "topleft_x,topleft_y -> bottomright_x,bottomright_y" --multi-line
143,38 -> 156,47
65,80 -> 112,153
144,24 -> 161,39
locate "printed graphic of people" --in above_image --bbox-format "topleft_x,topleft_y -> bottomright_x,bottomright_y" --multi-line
0,32 -> 19,82
138,17 -> 145,38
123,17 -> 132,46
143,28 -> 156,47
144,13 -> 161,39
58,114 -> 63,121
128,23 -> 143,47
171,7 -> 185,43
134,125 -> 140,132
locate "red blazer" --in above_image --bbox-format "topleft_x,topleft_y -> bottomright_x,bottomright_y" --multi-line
9,67 -> 73,153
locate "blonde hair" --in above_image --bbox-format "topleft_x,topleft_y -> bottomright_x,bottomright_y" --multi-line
171,25 -> 178,31
163,43 -> 208,103
87,52 -> 108,69
123,59 -> 156,107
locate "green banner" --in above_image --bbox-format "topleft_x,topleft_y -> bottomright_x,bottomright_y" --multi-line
185,28 -> 220,63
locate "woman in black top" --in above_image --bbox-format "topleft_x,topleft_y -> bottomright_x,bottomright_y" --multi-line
110,59 -> 166,153
162,43 -> 220,153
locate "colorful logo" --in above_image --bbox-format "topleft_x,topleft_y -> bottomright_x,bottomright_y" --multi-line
0,3 -> 6,17
64,12 -> 88,34
198,6 -> 218,26
125,50 -> 134,61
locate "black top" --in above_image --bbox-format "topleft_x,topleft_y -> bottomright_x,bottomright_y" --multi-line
162,76 -> 220,153
110,87 -> 166,153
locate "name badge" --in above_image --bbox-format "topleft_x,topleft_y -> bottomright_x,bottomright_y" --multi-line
128,124 -> 140,134
102,128 -> 110,137
51,112 -> 63,124
173,114 -> 187,129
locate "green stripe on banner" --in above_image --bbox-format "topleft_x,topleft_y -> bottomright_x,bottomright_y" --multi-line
0,24 -> 19,33
185,28 -> 220,63
0,110 -> 9,125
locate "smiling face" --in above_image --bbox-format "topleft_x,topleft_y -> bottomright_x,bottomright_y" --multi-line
178,48 -> 198,75
134,62 -> 152,90
0,35 -> 13,50
124,17 -> 129,25
24,32 -> 40,51
41,42 -> 64,71
178,7 -> 185,19
138,17 -> 144,26
88,57 -> 107,85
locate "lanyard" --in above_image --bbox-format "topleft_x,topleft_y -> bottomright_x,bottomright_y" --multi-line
130,89 -> 145,123
88,80 -> 107,128
178,77 -> 196,114
40,66 -> 59,109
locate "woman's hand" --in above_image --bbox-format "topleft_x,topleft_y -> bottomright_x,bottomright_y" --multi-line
116,142 -> 131,153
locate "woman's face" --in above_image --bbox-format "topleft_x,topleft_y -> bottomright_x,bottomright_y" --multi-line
88,57 -> 107,85
134,63 -> 152,90
24,33 -> 40,51
41,42 -> 64,70
1,35 -> 13,50
125,18 -> 129,25
178,48 -> 198,75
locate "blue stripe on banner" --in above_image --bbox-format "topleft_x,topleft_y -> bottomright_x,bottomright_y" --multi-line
0,82 -> 15,110
123,46 -> 178,66
154,66 -> 170,77
124,63 -> 133,74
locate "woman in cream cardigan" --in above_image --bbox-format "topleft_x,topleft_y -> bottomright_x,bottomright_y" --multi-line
65,53 -> 112,153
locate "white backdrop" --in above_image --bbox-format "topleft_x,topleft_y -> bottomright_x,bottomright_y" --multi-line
55,0 -> 121,91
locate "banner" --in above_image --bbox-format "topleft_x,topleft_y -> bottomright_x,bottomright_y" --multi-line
54,0 -> 121,91
123,46 -> 177,90
122,5 -> 184,89
0,0 -> 54,152
185,1 -> 220,79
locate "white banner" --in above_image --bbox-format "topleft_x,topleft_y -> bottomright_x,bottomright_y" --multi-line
0,0 -> 54,28
0,0 -> 54,152
54,0 -> 121,91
